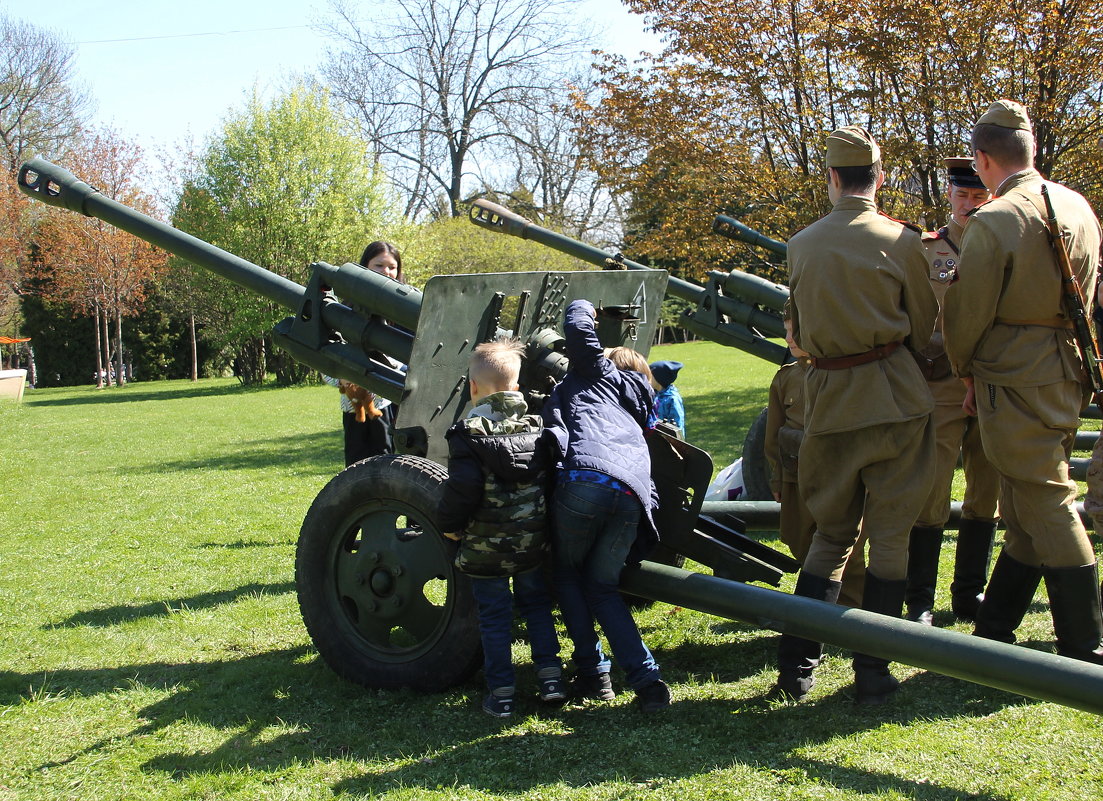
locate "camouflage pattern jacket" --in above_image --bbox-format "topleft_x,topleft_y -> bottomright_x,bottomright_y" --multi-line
437,390 -> 549,577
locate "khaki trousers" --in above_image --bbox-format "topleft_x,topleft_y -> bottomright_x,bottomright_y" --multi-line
976,380 -> 1095,567
780,479 -> 866,607
799,416 -> 935,582
916,392 -> 1000,526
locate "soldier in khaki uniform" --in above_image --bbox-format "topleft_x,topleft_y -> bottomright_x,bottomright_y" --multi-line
905,159 -> 1001,625
943,99 -> 1103,663
766,312 -> 867,608
774,126 -> 938,704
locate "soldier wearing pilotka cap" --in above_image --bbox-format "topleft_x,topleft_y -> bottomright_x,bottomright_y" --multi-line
904,158 -> 1001,627
774,125 -> 938,704
943,99 -> 1103,663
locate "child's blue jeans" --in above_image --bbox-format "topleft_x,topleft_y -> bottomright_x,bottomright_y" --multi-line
552,478 -> 660,689
469,567 -> 561,691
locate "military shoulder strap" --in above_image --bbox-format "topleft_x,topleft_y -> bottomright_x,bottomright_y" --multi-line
877,210 -> 923,234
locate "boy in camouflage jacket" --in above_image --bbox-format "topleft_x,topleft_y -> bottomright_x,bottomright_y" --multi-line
437,337 -> 564,717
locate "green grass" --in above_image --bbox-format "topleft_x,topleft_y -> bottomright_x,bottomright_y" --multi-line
1,345 -> 1101,801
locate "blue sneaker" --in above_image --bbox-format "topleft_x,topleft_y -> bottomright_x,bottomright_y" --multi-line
483,689 -> 514,718
537,671 -> 567,703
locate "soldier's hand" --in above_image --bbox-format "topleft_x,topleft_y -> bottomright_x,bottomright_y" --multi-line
961,377 -> 977,416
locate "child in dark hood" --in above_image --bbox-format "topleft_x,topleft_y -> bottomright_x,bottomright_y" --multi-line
542,299 -> 672,712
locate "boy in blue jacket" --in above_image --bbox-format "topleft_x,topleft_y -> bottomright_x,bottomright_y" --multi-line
437,337 -> 564,718
542,299 -> 672,712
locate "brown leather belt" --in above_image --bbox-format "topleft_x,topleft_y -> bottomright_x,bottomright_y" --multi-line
810,341 -> 902,370
995,316 -> 1074,330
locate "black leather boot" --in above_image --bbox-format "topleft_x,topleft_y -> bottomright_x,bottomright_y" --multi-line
972,550 -> 1041,644
1043,563 -> 1103,664
774,571 -> 842,701
950,518 -> 997,621
853,571 -> 907,705
904,526 -> 943,626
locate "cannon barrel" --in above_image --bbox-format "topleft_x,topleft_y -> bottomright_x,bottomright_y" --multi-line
470,199 -> 792,362
623,561 -> 1103,715
19,158 -> 304,310
18,158 -> 420,398
713,213 -> 788,256
705,499 -> 1100,531
469,199 -> 705,306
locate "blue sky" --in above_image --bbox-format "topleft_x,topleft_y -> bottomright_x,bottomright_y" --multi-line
1,0 -> 661,157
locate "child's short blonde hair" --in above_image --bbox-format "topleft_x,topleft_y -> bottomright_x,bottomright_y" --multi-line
470,336 -> 525,392
605,346 -> 653,380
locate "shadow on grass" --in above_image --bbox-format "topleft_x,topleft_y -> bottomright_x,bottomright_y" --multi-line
23,381 -> 283,408
2,643 -> 1030,800
125,431 -> 342,475
47,581 -> 296,628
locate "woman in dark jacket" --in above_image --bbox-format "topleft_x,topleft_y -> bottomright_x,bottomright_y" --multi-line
542,299 -> 671,712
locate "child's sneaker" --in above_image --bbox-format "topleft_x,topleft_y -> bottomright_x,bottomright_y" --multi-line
536,667 -> 567,703
635,679 -> 672,712
569,671 -> 615,701
483,687 -> 515,718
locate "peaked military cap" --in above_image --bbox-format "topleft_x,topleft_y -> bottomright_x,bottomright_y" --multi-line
976,99 -> 1032,132
826,126 -> 881,168
944,156 -> 986,189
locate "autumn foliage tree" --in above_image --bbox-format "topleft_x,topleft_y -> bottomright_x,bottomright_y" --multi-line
0,14 -> 91,371
585,0 -> 1103,283
33,130 -> 168,387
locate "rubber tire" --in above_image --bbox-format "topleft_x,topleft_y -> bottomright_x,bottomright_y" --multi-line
296,454 -> 482,691
741,406 -> 774,501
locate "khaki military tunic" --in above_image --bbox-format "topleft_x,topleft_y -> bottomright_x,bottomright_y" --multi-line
944,168 -> 1101,567
916,219 -> 1000,527
765,358 -> 865,606
790,195 -> 938,582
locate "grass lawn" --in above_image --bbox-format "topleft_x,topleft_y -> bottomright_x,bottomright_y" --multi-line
1,341 -> 1101,801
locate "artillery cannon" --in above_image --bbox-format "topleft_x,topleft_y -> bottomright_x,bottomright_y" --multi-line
18,160 -> 1103,715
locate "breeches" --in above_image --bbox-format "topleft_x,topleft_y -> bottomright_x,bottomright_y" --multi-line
916,400 -> 1000,526
976,380 -> 1095,567
798,416 -> 934,581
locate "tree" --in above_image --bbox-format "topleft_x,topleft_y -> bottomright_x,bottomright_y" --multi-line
486,69 -> 623,241
321,0 -> 593,219
171,83 -> 402,384
0,15 -> 91,172
405,213 -> 586,287
33,129 -> 168,387
0,14 -> 91,358
585,0 -> 1103,282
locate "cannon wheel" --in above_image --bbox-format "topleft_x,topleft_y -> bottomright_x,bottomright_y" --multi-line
296,454 -> 482,691
740,406 -> 774,501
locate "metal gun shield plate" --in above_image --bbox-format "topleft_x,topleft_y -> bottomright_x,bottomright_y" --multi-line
397,269 -> 668,465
